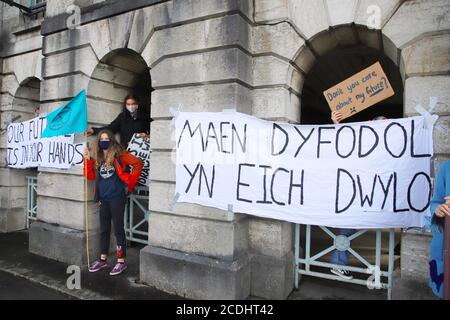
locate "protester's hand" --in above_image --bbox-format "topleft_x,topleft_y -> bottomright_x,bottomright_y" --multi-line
139,132 -> 150,140
435,203 -> 450,218
445,196 -> 450,204
331,111 -> 343,124
86,127 -> 94,136
84,147 -> 90,160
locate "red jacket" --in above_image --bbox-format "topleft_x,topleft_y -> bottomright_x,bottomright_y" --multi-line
84,151 -> 143,198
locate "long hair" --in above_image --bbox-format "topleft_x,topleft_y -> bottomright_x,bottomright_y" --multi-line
91,129 -> 124,169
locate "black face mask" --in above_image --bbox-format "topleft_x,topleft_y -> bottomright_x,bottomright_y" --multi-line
99,141 -> 111,150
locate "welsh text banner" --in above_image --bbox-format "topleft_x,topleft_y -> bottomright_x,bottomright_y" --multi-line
175,112 -> 433,229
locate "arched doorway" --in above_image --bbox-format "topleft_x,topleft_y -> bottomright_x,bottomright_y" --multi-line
294,26 -> 404,299
301,43 -> 403,124
87,48 -> 152,246
12,77 -> 41,229
88,48 -> 152,127
12,77 -> 41,120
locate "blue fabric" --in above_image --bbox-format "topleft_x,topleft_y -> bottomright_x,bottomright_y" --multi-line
427,160 -> 449,299
331,248 -> 349,266
97,163 -> 126,201
41,90 -> 87,138
99,141 -> 111,150
330,228 -> 356,266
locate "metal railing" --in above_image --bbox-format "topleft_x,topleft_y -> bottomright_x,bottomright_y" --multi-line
295,224 -> 396,300
125,186 -> 150,245
0,0 -> 46,16
26,176 -> 38,228
27,174 -> 149,242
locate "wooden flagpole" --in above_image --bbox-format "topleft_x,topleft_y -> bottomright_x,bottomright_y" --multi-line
84,134 -> 90,268
445,215 -> 450,300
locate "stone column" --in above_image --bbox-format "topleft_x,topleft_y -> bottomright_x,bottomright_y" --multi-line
138,1 -> 258,299
140,49 -> 253,299
390,17 -> 450,298
29,94 -> 104,265
0,5 -> 45,233
1,49 -> 42,233
0,75 -> 27,233
393,72 -> 450,299
28,28 -> 103,265
248,218 -> 295,299
246,0 -> 306,299
249,59 -> 300,299
392,230 -> 437,299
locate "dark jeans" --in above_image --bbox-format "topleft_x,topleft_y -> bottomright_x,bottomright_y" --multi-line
99,195 -> 127,258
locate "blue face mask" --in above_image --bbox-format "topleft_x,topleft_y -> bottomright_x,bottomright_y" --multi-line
99,141 -> 111,150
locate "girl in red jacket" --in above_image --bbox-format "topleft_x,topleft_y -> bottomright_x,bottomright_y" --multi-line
84,129 -> 143,275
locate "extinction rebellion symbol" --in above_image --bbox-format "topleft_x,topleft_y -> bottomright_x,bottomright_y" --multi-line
49,107 -> 72,130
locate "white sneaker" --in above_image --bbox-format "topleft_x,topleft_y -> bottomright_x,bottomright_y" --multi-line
331,267 -> 353,280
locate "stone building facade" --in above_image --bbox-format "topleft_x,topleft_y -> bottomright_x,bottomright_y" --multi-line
0,0 -> 449,299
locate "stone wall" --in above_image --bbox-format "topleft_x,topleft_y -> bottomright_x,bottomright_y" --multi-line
0,2 -> 43,232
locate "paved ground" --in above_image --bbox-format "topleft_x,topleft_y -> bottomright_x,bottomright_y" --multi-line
0,270 -> 73,300
288,276 -> 386,300
0,231 -> 181,300
0,230 -> 390,300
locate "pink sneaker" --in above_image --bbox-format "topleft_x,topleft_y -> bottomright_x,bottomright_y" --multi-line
109,262 -> 128,276
89,260 -> 108,273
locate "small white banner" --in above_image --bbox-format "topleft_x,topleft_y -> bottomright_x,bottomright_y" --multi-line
127,133 -> 151,187
6,117 -> 84,169
175,111 -> 434,229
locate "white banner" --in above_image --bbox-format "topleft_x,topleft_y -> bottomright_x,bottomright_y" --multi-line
127,133 -> 151,187
6,117 -> 84,169
175,111 -> 434,229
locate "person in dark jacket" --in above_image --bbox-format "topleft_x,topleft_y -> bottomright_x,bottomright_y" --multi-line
87,94 -> 151,147
84,129 -> 143,275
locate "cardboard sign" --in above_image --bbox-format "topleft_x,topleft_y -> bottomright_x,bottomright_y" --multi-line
323,62 -> 395,120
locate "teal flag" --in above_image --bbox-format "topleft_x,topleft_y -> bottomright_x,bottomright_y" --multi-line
41,90 -> 88,138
